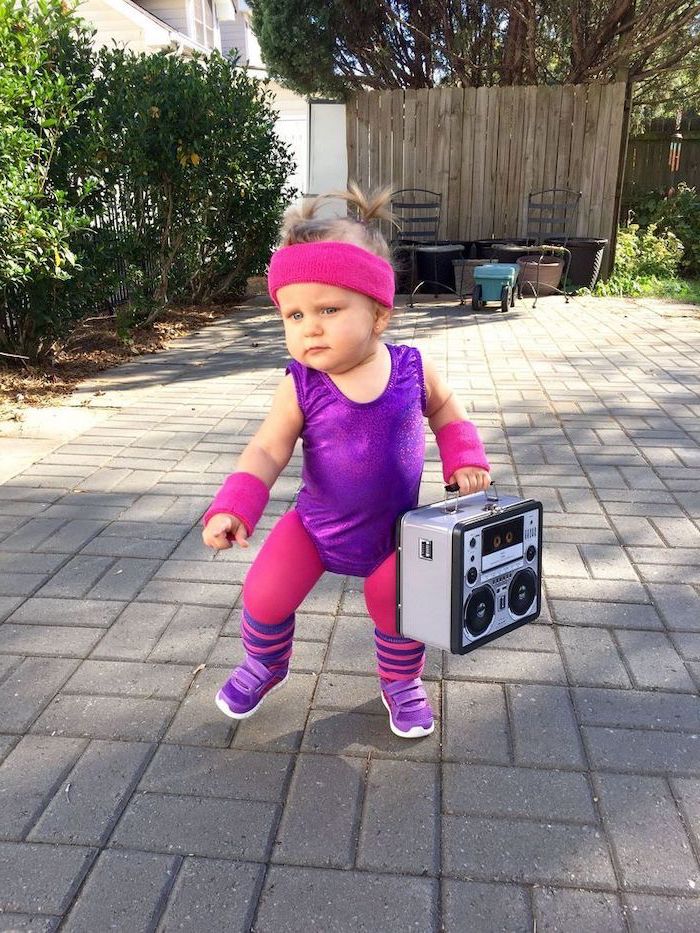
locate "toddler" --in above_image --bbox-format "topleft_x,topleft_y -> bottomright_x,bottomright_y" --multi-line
202,185 -> 490,739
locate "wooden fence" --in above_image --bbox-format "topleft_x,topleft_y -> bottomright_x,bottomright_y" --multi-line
623,135 -> 700,207
346,83 -> 627,253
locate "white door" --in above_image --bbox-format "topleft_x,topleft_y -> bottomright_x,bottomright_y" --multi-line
309,102 -> 347,195
275,118 -> 308,197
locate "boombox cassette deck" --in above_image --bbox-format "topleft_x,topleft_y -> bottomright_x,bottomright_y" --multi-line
397,486 -> 543,653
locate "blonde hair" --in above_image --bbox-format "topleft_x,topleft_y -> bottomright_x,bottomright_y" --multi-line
279,182 -> 394,261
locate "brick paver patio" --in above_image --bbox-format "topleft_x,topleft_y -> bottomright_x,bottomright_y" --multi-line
0,294 -> 699,932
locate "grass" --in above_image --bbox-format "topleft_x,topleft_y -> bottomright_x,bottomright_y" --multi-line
634,276 -> 700,304
592,275 -> 700,305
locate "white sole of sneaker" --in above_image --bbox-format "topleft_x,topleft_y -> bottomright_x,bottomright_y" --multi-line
215,671 -> 290,720
381,693 -> 435,739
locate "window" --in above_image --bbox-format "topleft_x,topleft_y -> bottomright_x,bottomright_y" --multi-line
192,0 -> 215,48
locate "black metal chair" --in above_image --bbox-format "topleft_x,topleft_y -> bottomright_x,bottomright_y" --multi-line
526,188 -> 582,241
390,189 -> 465,305
390,188 -> 442,245
519,188 -> 582,304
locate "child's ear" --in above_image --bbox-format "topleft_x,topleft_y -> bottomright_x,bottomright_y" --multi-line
373,303 -> 392,334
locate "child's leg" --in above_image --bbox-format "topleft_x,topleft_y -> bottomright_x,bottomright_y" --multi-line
240,509 -> 324,671
216,510 -> 324,719
364,551 -> 433,738
363,551 -> 426,682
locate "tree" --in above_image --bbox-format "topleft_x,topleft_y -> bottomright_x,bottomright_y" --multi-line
249,0 -> 432,98
629,44 -> 700,131
249,1 -> 700,96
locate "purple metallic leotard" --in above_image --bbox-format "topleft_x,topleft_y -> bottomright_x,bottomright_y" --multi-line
286,343 -> 427,577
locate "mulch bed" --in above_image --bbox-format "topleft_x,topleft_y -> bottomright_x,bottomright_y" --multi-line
0,281 -> 268,420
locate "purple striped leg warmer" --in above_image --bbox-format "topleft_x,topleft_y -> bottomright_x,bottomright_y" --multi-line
240,607 -> 295,674
373,627 -> 425,681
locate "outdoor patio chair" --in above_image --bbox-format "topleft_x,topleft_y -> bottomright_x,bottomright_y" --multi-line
390,188 -> 442,245
525,188 -> 582,241
518,188 -> 582,305
390,189 -> 465,305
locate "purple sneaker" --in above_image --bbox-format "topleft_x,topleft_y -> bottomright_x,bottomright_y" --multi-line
381,677 -> 434,739
215,656 -> 289,720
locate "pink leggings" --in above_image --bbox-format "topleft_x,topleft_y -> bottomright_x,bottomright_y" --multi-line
240,510 -> 425,681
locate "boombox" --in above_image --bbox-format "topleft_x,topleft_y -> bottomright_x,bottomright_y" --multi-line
397,486 -> 543,653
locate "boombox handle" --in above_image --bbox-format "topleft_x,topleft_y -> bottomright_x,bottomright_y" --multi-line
444,480 -> 501,515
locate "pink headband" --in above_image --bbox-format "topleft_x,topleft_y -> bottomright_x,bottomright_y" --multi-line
268,241 -> 395,309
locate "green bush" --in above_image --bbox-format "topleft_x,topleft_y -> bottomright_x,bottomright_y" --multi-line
626,183 -> 700,277
91,47 -> 296,323
594,224 -> 684,297
648,184 -> 700,277
1,2 -> 295,359
0,0 -> 106,361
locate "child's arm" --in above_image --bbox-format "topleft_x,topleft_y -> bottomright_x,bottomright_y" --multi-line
423,358 -> 491,495
203,375 -> 303,549
237,374 -> 304,486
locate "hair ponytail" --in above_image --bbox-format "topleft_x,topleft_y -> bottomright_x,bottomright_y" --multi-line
279,184 -> 395,261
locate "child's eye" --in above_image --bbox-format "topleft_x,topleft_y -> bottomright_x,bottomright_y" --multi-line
321,307 -> 338,315
290,311 -> 303,321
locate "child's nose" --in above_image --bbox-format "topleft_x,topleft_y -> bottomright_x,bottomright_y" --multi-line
304,317 -> 323,336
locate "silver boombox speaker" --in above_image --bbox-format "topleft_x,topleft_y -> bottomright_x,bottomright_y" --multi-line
397,484 -> 543,653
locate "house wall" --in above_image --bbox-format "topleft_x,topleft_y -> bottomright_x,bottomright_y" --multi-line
222,9 -> 346,206
80,0 -> 152,51
220,0 -> 260,63
220,16 -> 248,61
137,0 -> 191,39
79,0 -> 204,52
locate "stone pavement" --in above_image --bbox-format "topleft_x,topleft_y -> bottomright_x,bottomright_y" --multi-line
0,294 -> 699,932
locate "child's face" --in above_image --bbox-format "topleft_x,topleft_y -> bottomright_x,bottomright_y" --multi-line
277,283 -> 391,373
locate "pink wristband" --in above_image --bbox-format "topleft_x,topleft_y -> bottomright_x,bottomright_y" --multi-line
203,472 -> 269,537
435,420 -> 490,484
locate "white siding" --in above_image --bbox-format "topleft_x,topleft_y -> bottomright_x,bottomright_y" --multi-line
243,15 -> 262,65
79,0 -> 171,52
137,0 -> 190,36
220,17 -> 247,60
189,0 -> 217,48
268,81 -> 308,119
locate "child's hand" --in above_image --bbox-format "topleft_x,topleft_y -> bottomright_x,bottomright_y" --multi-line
451,467 -> 491,496
202,513 -> 249,550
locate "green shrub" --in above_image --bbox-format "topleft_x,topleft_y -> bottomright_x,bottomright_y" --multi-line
625,183 -> 700,277
624,189 -> 666,228
91,47 -> 296,322
649,183 -> 700,277
594,224 -> 684,297
0,0 -> 106,361
0,2 -> 295,359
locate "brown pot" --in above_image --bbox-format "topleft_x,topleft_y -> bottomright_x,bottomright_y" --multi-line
517,256 -> 564,296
